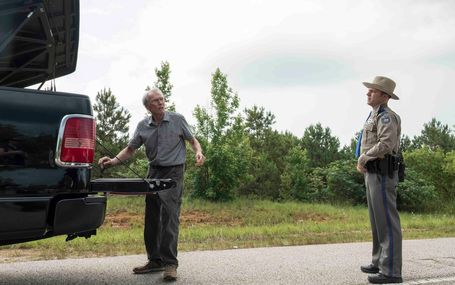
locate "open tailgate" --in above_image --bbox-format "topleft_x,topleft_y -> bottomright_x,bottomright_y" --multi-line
90,178 -> 176,194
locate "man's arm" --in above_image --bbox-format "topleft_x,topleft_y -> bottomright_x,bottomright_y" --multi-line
188,137 -> 205,166
98,146 -> 136,169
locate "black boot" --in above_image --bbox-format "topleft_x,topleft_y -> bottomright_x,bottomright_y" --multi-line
368,273 -> 403,284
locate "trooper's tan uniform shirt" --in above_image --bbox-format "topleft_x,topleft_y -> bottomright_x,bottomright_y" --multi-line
358,104 -> 401,166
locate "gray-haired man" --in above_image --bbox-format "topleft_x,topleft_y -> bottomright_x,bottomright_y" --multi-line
99,88 -> 205,281
356,76 -> 403,284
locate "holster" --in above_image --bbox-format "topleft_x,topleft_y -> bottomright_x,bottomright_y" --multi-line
397,153 -> 406,182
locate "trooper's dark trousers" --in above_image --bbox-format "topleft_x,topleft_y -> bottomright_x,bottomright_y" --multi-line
365,170 -> 402,278
144,165 -> 184,267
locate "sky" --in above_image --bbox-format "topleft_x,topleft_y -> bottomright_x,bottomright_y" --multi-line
44,0 -> 455,146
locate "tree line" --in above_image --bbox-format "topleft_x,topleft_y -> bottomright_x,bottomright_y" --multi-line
94,62 -> 455,213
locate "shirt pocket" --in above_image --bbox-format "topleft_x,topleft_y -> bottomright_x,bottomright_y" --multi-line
364,123 -> 377,143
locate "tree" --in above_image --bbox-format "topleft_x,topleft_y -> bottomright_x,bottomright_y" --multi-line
240,107 -> 303,199
443,151 -> 455,201
404,148 -> 450,199
412,118 -> 455,152
324,159 -> 365,204
147,61 -> 176,111
301,123 -> 340,168
280,147 -> 312,201
244,105 -> 276,146
339,133 -> 359,160
400,135 -> 412,152
93,88 -> 131,177
396,169 -> 438,212
191,68 -> 252,201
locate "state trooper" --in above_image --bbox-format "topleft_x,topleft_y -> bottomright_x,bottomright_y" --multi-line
356,76 -> 403,284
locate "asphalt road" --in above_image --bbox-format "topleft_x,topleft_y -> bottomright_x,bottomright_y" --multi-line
1,238 -> 455,285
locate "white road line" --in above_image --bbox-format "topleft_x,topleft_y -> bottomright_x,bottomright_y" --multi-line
404,276 -> 455,284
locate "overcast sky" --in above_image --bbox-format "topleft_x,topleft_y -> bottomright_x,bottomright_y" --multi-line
50,0 -> 455,146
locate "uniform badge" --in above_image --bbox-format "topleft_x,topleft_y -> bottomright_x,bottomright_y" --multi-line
381,115 -> 391,124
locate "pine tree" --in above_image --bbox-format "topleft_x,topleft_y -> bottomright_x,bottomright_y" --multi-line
93,88 -> 131,177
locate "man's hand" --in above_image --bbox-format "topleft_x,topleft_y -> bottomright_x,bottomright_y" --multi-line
98,156 -> 114,169
356,162 -> 367,173
195,152 -> 205,166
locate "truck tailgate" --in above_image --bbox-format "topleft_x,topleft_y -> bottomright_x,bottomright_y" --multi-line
90,178 -> 176,194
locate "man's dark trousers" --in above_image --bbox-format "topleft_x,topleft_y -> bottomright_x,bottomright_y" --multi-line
144,165 -> 184,267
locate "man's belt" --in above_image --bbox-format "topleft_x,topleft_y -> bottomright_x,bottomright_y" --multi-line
149,164 -> 183,170
365,154 -> 399,179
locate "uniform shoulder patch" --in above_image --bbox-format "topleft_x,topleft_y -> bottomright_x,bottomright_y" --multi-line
381,115 -> 391,124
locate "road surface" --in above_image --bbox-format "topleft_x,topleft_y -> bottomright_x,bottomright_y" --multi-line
1,238 -> 454,284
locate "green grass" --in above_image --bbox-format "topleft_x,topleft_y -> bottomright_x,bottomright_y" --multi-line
1,197 -> 454,262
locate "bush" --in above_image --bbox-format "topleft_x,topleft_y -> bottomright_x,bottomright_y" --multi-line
404,148 -> 450,199
280,147 -> 312,201
238,153 -> 281,200
324,159 -> 365,205
396,168 -> 438,212
306,167 -> 330,202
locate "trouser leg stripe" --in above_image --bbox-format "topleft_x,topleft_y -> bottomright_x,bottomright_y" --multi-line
380,174 -> 394,275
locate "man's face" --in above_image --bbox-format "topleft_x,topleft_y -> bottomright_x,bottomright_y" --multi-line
147,92 -> 165,116
366,88 -> 388,107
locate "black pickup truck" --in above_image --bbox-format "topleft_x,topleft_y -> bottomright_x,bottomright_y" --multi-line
0,0 -> 173,246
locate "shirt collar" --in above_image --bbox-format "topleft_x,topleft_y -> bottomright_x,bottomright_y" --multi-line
373,103 -> 388,114
148,111 -> 170,126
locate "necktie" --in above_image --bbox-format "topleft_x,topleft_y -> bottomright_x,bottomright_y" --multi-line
355,112 -> 371,158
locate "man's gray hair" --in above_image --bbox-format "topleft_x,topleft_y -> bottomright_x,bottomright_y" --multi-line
142,88 -> 164,106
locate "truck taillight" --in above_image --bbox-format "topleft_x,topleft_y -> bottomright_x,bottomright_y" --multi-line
56,115 -> 96,167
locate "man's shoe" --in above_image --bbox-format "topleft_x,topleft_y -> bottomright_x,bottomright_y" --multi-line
368,273 -> 403,284
361,264 -> 380,274
132,260 -> 164,274
163,265 -> 177,281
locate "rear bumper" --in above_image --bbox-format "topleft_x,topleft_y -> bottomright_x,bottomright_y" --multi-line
0,195 -> 106,245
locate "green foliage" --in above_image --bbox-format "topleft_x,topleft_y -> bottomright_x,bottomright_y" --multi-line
240,131 -> 300,199
324,159 -> 365,204
147,61 -> 176,112
244,105 -> 276,145
239,107 -> 299,199
191,68 -> 252,201
93,88 -> 131,148
396,168 -> 438,212
411,118 -> 455,152
404,148 -> 452,199
238,152 -> 281,199
400,135 -> 412,153
113,154 -> 148,178
280,147 -> 312,201
443,151 -> 455,201
339,133 -> 358,160
260,131 -> 300,172
301,123 -> 340,168
306,167 -> 329,202
93,88 -> 131,178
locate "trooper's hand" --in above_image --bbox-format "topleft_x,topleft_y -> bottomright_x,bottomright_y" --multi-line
356,162 -> 367,173
195,152 -> 205,166
98,156 -> 113,169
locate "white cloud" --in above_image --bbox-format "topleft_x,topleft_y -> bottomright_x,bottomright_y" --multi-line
44,0 -> 455,146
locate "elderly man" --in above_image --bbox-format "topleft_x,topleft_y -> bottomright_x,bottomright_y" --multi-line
356,76 -> 403,284
99,88 -> 205,281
